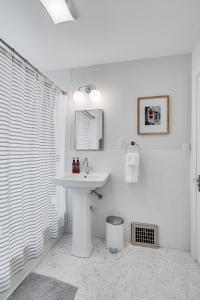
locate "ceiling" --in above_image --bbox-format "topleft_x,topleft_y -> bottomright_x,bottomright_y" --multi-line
0,0 -> 200,71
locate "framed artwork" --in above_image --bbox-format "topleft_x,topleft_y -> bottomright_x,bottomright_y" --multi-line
137,95 -> 169,135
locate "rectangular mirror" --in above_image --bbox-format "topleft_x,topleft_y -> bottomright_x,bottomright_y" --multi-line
75,109 -> 103,150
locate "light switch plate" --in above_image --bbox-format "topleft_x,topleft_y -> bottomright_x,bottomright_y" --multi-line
182,143 -> 191,154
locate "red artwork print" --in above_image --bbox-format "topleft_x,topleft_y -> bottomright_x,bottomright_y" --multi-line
145,106 -> 161,126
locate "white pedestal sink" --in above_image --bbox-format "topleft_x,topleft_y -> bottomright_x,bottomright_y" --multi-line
52,172 -> 110,257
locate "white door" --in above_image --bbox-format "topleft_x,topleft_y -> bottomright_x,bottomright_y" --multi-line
192,73 -> 200,263
196,74 -> 200,263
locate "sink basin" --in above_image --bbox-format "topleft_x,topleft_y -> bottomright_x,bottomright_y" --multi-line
52,172 -> 110,189
52,172 -> 110,258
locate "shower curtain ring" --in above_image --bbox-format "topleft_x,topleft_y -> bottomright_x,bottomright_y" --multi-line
24,59 -> 28,69
11,48 -> 15,60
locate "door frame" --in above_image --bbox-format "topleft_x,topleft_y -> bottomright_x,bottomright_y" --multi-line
191,71 -> 200,260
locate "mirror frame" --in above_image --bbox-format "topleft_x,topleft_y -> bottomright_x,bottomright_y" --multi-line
74,109 -> 104,151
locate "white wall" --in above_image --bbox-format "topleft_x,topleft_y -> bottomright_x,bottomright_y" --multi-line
47,54 -> 191,250
193,40 -> 200,72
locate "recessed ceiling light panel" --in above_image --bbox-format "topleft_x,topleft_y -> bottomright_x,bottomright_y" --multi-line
40,0 -> 77,24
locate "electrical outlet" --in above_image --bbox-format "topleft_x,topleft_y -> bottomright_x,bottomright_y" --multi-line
182,143 -> 191,154
119,139 -> 126,149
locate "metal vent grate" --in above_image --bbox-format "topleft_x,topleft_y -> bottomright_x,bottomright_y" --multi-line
131,222 -> 159,248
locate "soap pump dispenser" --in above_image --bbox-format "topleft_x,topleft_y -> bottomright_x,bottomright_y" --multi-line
72,157 -> 76,173
76,158 -> 80,174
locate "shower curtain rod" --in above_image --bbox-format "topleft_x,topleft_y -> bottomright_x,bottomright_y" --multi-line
0,38 -> 67,95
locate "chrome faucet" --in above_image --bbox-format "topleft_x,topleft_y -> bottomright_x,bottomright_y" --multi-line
83,157 -> 90,174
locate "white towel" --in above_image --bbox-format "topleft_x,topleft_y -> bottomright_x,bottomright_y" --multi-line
125,152 -> 140,183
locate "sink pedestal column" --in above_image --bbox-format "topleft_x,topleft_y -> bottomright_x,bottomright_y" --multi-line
70,188 -> 93,257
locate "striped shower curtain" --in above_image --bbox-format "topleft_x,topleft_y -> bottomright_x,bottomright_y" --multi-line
0,47 -> 66,293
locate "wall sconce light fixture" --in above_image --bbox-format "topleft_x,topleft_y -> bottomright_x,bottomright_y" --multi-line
73,85 -> 101,103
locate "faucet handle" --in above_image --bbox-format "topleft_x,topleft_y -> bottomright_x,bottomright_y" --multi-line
83,157 -> 88,164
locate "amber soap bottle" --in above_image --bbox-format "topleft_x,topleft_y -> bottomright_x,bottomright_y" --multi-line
76,158 -> 80,174
72,157 -> 76,173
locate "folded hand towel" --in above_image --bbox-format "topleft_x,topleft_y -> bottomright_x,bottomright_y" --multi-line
125,152 -> 140,183
126,153 -> 139,165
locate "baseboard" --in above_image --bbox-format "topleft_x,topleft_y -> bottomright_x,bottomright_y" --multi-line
0,228 -> 64,300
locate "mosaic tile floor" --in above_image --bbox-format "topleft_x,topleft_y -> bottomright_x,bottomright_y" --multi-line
34,234 -> 200,300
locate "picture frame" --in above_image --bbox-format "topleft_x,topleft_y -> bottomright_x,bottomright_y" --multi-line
137,95 -> 169,135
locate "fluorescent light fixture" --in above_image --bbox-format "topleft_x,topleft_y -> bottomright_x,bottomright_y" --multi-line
40,0 -> 77,24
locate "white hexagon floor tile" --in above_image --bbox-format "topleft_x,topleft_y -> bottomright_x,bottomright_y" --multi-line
34,234 -> 200,300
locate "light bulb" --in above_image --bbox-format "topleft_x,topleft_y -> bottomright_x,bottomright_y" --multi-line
89,89 -> 101,102
73,91 -> 85,103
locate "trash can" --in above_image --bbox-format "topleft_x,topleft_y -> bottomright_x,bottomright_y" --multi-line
106,216 -> 124,253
